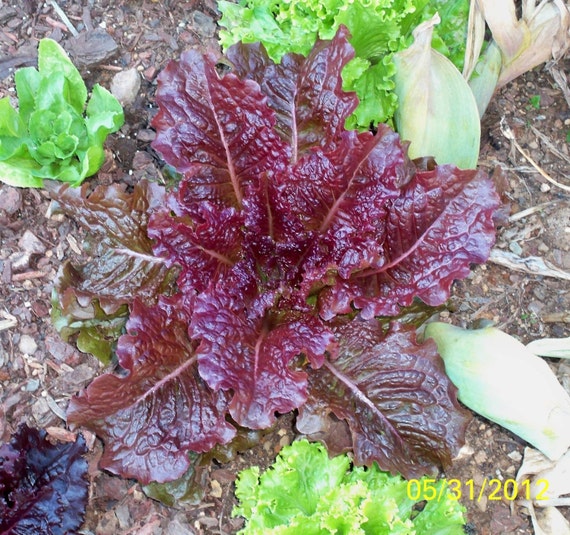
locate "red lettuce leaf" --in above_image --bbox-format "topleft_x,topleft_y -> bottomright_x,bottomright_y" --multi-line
0,424 -> 88,535
286,126 -> 407,300
190,286 -> 336,429
318,165 -> 500,319
150,46 -> 290,214
149,200 -> 244,294
47,179 -> 176,315
297,320 -> 471,479
67,295 -> 235,484
225,27 -> 358,158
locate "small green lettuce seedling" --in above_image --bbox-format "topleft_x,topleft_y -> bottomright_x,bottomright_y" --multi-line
233,439 -> 465,534
0,38 -> 124,188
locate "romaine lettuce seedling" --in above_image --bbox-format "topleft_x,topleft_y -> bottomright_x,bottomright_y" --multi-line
0,38 -> 124,188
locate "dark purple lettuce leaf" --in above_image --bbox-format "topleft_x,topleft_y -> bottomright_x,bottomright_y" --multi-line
0,424 -> 88,535
297,320 -> 471,479
48,179 -> 176,315
67,295 -> 235,484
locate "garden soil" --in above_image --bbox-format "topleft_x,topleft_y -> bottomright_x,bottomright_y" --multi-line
1,1 -> 569,534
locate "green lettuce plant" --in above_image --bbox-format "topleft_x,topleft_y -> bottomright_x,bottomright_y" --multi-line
233,439 -> 466,534
217,0 -> 570,169
217,0 -> 470,132
0,38 -> 124,188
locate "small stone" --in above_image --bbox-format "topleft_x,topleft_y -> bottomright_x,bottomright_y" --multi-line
65,28 -> 118,68
25,378 -> 40,392
136,129 -> 156,142
210,478 -> 223,498
9,251 -> 31,271
164,515 -> 194,535
114,503 -> 131,529
111,68 -> 141,106
508,241 -> 523,256
0,185 -> 23,214
191,11 -> 217,38
18,230 -> 46,254
197,516 -> 219,528
18,334 -> 38,355
507,450 -> 522,463
143,65 -> 157,82
474,450 -> 487,464
31,396 -> 51,425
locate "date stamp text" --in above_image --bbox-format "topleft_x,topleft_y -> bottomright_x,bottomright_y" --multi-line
407,478 -> 549,502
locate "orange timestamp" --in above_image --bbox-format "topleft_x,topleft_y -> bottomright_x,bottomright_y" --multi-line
406,478 -> 549,503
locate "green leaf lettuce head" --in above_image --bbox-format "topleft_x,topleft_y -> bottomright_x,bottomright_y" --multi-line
0,38 -> 124,188
217,0 -> 471,131
233,439 -> 466,534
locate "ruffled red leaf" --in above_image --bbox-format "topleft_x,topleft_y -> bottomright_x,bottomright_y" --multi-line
190,286 -> 336,429
287,126 -> 407,299
225,26 -> 358,158
67,295 -> 235,484
151,47 -> 290,213
149,200 -> 244,293
318,166 -> 501,319
297,320 -> 471,479
48,179 -> 174,315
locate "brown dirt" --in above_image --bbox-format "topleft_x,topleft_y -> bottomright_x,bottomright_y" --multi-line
1,1 -> 569,534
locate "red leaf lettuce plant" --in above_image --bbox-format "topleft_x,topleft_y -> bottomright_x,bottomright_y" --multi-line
57,28 -> 501,486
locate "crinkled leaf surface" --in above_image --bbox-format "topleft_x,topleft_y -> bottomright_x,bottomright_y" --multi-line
48,179 -> 176,315
297,319 -> 471,479
0,424 -> 88,535
225,33 -> 358,156
233,439 -> 466,534
190,288 -> 336,429
318,165 -> 500,319
150,45 -> 290,214
65,29 -> 499,484
67,295 -> 236,484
